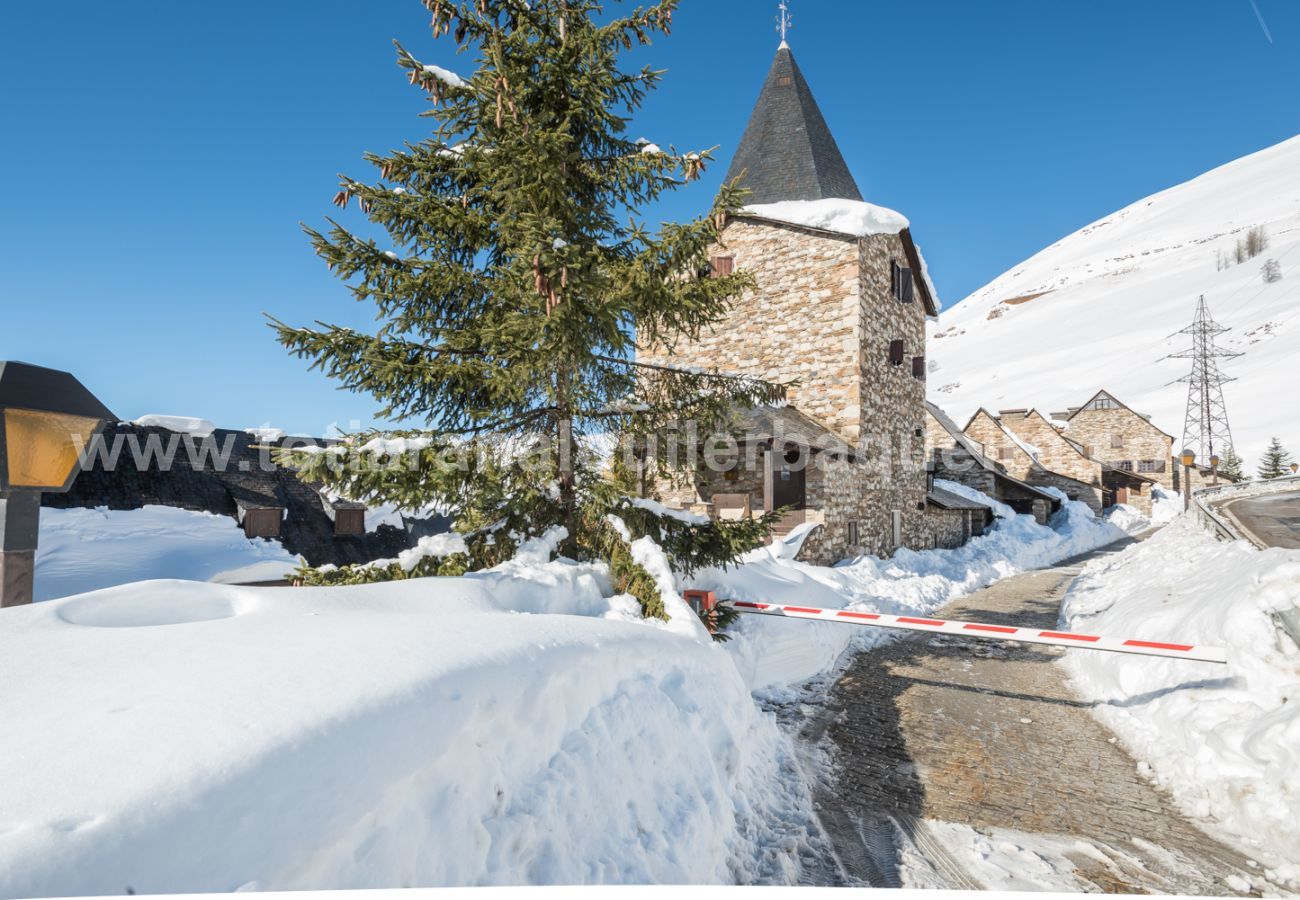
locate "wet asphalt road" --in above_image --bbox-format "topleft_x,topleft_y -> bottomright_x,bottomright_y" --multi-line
1221,489 -> 1300,549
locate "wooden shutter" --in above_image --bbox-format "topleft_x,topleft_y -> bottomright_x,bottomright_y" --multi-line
710,255 -> 734,278
912,356 -> 926,380
892,261 -> 914,302
889,339 -> 904,366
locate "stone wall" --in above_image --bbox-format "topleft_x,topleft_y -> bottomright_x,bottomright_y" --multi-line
1067,406 -> 1175,491
1024,470 -> 1106,515
639,217 -> 864,444
1000,411 -> 1103,488
964,410 -> 1036,481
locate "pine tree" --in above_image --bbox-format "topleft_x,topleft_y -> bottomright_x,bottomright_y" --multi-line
273,0 -> 785,621
1218,446 -> 1248,482
1257,437 -> 1294,480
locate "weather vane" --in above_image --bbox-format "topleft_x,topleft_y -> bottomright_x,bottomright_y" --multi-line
777,0 -> 792,45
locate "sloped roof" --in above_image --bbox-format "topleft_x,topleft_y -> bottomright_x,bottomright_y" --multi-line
927,402 -> 1058,504
927,485 -> 992,512
734,405 -> 854,457
1068,389 -> 1176,440
724,45 -> 862,204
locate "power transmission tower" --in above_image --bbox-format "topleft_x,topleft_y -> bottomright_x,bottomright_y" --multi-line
1168,296 -> 1241,460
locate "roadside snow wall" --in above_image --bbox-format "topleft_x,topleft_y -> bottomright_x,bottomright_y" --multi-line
1061,515 -> 1300,884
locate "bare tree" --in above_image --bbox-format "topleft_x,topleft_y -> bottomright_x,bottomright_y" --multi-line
1262,258 -> 1283,283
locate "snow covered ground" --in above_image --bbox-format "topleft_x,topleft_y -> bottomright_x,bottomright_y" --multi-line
3,487 -> 1137,894
35,506 -> 301,601
929,134 -> 1300,469
0,558 -> 818,897
1061,515 -> 1300,886
703,486 -> 1128,693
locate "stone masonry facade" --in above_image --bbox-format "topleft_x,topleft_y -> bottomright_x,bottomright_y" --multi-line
638,216 -> 939,565
1066,400 -> 1175,492
964,409 -> 1106,513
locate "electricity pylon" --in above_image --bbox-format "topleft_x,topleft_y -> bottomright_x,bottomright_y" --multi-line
1167,296 -> 1241,460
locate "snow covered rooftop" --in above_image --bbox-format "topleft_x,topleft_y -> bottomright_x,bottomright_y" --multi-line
742,198 -> 910,237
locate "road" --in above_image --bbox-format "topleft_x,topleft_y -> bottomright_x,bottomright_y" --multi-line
1218,489 -> 1300,549
782,539 -> 1268,893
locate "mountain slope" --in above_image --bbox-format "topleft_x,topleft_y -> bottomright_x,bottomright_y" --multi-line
928,135 -> 1300,468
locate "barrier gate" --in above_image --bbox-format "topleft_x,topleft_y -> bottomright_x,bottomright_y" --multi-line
683,590 -> 1227,664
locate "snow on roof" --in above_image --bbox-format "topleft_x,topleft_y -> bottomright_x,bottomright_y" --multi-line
742,198 -> 909,237
132,415 -> 217,438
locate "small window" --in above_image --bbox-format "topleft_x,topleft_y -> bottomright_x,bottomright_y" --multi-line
912,356 -> 926,380
1118,460 -> 1134,472
999,447 -> 1013,460
889,339 -> 905,366
1110,434 -> 1125,449
891,261 -> 914,303
710,255 -> 734,278
847,520 -> 859,546
1138,459 -> 1164,473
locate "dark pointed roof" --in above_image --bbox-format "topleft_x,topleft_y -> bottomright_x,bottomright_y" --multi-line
724,44 -> 863,204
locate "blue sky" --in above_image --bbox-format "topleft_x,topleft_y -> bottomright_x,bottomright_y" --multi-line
2,0 -> 1296,435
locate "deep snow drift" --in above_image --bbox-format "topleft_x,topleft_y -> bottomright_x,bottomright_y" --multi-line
35,506 -> 301,601
929,134 -> 1300,467
1061,515 -> 1300,886
0,561 -> 818,897
4,487 -> 1134,894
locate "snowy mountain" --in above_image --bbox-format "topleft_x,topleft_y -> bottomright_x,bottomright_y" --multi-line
928,135 -> 1300,468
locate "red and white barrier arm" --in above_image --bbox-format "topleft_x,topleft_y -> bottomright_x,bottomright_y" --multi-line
684,592 -> 1226,664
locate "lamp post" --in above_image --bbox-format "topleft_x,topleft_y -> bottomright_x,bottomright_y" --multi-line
1292,463 -> 1299,477
1210,454 -> 1220,487
0,362 -> 114,608
1180,449 -> 1196,512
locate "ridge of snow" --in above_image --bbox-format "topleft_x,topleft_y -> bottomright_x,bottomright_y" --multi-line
131,415 -> 216,437
1062,515 -> 1300,881
743,198 -> 910,238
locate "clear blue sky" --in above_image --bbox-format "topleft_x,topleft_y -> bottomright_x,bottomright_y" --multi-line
2,0 -> 1296,435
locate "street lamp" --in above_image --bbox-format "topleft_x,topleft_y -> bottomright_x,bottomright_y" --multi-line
0,362 -> 114,608
1210,453 -> 1221,487
1180,449 -> 1196,512
1292,463 -> 1299,476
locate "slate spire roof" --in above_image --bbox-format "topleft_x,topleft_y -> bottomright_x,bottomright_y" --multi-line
724,44 -> 863,204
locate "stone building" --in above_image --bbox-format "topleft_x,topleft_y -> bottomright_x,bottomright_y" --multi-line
963,409 -> 1107,513
636,42 -> 967,565
965,407 -> 1157,515
925,402 -> 1059,524
1052,390 -> 1175,492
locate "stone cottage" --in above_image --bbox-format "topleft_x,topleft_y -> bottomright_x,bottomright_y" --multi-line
1051,390 -> 1175,492
636,42 -> 970,565
966,408 -> 1156,514
925,402 -> 1060,524
963,409 -> 1106,512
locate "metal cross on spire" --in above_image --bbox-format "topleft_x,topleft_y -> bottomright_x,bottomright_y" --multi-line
777,0 -> 792,46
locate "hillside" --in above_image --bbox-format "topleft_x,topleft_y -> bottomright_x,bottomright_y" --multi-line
928,135 -> 1300,468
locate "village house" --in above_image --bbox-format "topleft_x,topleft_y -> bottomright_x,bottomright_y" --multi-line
1051,390 -> 1176,492
924,402 -> 1060,524
963,408 -> 1108,512
636,42 -> 979,565
966,407 -> 1157,515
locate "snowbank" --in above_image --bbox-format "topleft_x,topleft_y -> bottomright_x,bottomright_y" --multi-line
35,506 -> 300,601
1061,515 -> 1300,884
702,488 -> 1128,692
0,562 -> 818,896
130,415 -> 217,437
743,198 -> 909,237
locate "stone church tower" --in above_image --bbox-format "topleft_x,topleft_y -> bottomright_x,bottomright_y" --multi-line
638,44 -> 970,564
